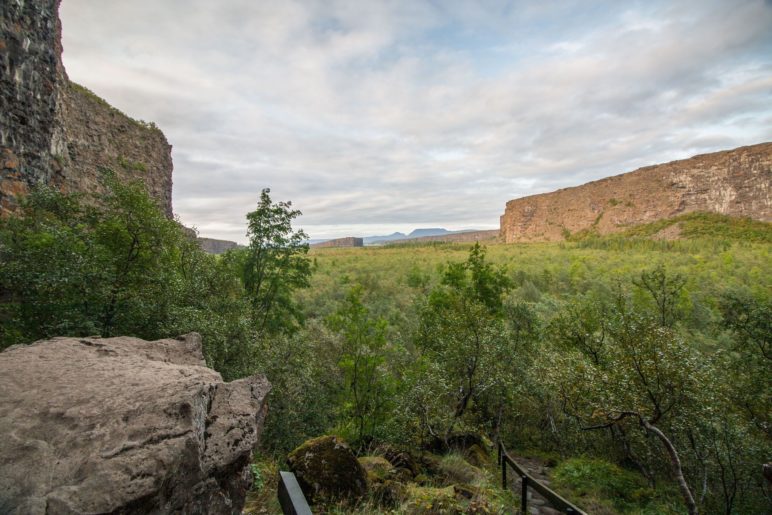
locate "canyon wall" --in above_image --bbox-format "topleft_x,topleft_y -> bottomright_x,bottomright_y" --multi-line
500,143 -> 772,243
198,237 -> 243,254
312,237 -> 364,248
1,0 -> 173,217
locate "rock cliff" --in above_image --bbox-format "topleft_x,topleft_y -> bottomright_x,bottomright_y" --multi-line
312,236 -> 364,248
1,0 -> 173,217
0,333 -> 270,514
500,143 -> 772,242
391,230 -> 499,245
199,237 -> 243,254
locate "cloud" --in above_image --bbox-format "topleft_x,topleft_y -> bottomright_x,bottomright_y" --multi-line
60,0 -> 772,242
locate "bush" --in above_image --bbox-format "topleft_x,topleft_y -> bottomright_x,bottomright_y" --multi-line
552,458 -> 673,513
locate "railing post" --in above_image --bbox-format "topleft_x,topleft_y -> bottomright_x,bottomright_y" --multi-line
520,475 -> 528,515
278,471 -> 312,515
497,441 -> 502,466
501,455 -> 507,489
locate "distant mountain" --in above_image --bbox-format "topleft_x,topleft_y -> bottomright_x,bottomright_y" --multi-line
388,230 -> 499,245
362,232 -> 407,245
406,228 -> 450,238
364,228 -> 481,246
311,228 -> 489,247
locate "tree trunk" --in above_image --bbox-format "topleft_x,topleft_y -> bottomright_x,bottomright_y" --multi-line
641,419 -> 698,515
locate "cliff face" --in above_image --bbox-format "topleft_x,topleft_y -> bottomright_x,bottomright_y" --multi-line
57,83 -> 173,217
198,237 -> 242,254
312,237 -> 364,248
1,0 -> 63,213
500,143 -> 772,243
0,0 -> 173,217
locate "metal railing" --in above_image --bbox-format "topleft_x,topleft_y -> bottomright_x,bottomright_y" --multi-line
278,471 -> 313,515
497,441 -> 586,515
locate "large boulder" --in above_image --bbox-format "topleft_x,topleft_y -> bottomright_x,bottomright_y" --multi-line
0,333 -> 270,514
287,435 -> 367,505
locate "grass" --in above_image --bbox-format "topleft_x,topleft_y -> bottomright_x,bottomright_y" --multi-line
437,453 -> 484,485
620,211 -> 772,243
552,457 -> 683,514
242,454 -> 282,514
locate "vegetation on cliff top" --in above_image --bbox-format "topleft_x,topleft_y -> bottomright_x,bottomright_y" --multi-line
621,211 -> 772,243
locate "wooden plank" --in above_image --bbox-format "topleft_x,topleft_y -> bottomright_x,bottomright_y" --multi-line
278,471 -> 313,515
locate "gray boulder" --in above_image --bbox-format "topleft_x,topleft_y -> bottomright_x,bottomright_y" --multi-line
0,333 -> 270,514
287,435 -> 367,505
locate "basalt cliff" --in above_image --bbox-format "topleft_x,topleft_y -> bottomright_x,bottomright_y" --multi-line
500,143 -> 772,243
1,0 -> 173,217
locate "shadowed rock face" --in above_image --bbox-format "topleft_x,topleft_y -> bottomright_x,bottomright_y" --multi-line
1,0 -> 173,217
0,333 -> 270,514
500,143 -> 772,242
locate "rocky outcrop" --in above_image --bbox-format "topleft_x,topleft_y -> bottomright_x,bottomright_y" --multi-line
1,0 -> 173,217
199,237 -> 243,254
0,333 -> 270,514
390,230 -> 499,245
287,435 -> 367,505
500,143 -> 772,242
312,237 -> 364,248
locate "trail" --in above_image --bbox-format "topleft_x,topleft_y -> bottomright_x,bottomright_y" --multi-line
504,455 -> 564,515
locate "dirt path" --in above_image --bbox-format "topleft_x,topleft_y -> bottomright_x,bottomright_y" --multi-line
504,455 -> 564,515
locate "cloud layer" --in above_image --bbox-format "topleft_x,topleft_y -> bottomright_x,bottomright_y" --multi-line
60,0 -> 772,241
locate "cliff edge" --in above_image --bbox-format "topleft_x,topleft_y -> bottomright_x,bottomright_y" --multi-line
500,143 -> 772,243
1,0 -> 173,217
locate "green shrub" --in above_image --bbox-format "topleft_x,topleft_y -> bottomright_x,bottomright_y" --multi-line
552,457 -> 679,513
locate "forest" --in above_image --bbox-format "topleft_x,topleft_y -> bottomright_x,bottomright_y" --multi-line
0,179 -> 769,514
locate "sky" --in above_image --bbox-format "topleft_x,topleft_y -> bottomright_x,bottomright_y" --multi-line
59,0 -> 772,243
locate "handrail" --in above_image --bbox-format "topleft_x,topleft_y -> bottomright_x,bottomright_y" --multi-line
498,442 -> 587,515
278,471 -> 313,515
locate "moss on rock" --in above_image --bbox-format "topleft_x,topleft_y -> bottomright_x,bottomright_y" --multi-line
383,446 -> 421,476
403,485 -> 463,515
463,444 -> 490,468
437,454 -> 484,485
287,435 -> 367,505
358,456 -> 394,483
